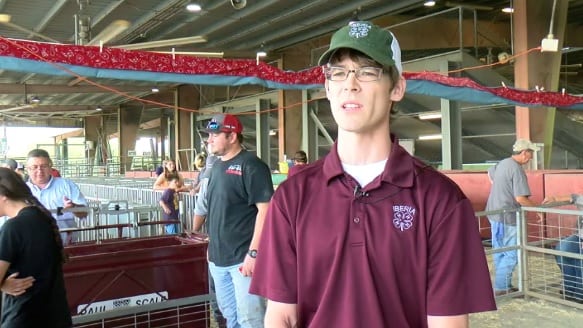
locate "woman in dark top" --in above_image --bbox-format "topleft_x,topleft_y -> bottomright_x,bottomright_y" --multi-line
0,167 -> 72,327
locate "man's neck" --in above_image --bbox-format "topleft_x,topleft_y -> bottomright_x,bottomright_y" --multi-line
221,145 -> 243,161
32,178 -> 51,190
336,131 -> 392,165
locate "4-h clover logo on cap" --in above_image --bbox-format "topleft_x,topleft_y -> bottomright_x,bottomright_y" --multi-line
348,22 -> 372,39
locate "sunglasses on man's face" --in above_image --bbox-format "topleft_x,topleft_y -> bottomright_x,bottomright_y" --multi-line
206,121 -> 221,131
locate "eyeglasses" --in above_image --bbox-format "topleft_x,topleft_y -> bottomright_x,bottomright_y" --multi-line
27,164 -> 50,171
324,66 -> 384,82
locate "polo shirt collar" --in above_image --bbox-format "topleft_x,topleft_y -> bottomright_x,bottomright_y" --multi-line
323,134 -> 415,188
28,175 -> 55,191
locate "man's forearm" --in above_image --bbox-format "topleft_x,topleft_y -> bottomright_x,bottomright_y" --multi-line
71,203 -> 88,218
193,214 -> 206,232
265,301 -> 298,328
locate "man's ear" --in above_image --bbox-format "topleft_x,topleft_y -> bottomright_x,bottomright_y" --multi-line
229,132 -> 238,143
390,77 -> 406,102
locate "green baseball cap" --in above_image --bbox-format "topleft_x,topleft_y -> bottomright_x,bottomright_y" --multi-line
318,21 -> 402,74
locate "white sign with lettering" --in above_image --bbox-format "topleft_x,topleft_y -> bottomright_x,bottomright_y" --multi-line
76,291 -> 169,315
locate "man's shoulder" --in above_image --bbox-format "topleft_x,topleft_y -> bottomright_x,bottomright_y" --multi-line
48,177 -> 77,188
240,151 -> 267,164
278,159 -> 325,188
497,157 -> 517,167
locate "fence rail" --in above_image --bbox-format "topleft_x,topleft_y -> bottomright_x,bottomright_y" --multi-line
57,180 -> 583,327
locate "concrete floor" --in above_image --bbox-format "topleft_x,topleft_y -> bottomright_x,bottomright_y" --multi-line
470,297 -> 583,328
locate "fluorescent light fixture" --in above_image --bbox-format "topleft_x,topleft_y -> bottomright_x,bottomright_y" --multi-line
115,36 -> 207,50
151,87 -> 160,93
418,112 -> 442,120
418,134 -> 442,141
424,1 -> 436,7
186,3 -> 202,12
0,14 -> 11,23
502,7 -> 514,13
88,20 -> 130,45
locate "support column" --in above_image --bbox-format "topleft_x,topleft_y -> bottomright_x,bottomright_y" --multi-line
302,90 -> 319,162
440,59 -> 463,170
84,116 -> 101,163
118,104 -> 142,173
514,0 -> 568,168
281,44 -> 312,160
159,113 -> 168,162
256,98 -> 271,163
440,98 -> 462,170
174,85 -> 200,171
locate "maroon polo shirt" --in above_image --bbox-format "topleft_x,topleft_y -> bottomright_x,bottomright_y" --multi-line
250,136 -> 496,327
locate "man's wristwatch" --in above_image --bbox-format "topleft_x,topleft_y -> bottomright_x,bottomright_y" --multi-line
248,249 -> 258,258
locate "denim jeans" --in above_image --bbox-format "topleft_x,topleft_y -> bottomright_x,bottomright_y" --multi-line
208,261 -> 265,328
489,220 -> 518,291
165,223 -> 178,234
555,234 -> 583,300
209,269 -> 226,327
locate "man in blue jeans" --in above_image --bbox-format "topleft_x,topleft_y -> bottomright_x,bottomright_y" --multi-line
556,234 -> 583,303
486,139 -> 541,296
203,114 -> 273,328
543,194 -> 583,303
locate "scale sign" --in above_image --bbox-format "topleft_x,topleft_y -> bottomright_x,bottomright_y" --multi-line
76,291 -> 169,315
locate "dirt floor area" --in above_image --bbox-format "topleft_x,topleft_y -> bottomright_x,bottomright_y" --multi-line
470,297 -> 583,327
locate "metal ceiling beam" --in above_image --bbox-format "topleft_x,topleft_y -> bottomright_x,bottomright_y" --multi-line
86,0 -> 128,41
149,0 -> 225,41
64,1 -> 131,44
204,0 -> 331,50
0,84 -> 154,94
195,0 -> 285,48
30,0 -> 68,39
112,0 -> 189,45
232,0 -> 424,51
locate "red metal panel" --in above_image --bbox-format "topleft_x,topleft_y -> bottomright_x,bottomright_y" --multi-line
542,171 -> 583,239
443,170 -> 546,241
443,171 -> 492,239
64,235 -> 209,327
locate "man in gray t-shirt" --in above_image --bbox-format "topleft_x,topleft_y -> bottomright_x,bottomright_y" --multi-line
486,139 -> 540,295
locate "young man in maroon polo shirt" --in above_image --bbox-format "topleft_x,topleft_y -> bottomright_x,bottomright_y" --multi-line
249,21 -> 497,327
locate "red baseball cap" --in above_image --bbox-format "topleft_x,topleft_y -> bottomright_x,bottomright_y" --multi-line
204,114 -> 243,134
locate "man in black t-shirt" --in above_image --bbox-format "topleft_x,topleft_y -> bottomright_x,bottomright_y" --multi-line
204,113 -> 273,328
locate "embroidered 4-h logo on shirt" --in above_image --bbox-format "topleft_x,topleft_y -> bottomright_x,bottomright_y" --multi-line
392,205 -> 416,231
